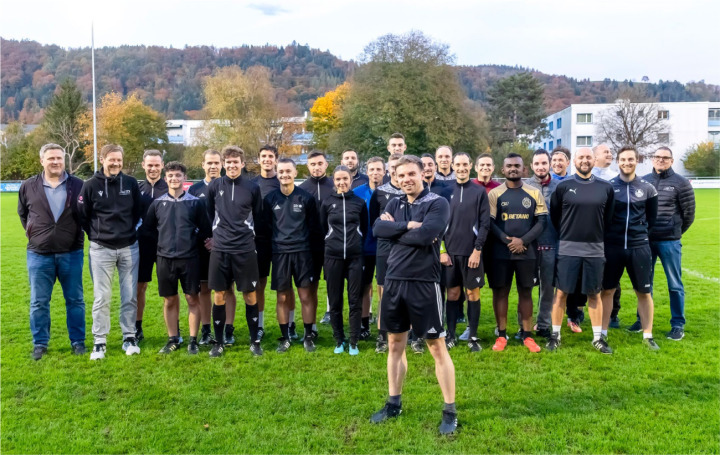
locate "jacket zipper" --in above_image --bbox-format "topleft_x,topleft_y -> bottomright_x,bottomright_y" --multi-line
342,193 -> 347,259
317,180 -> 320,201
624,183 -> 630,249
232,181 -> 235,201
460,184 -> 464,203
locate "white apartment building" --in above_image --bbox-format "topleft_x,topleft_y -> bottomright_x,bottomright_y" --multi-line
533,101 -> 720,176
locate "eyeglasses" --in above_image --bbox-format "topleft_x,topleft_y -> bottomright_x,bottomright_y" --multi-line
653,156 -> 672,161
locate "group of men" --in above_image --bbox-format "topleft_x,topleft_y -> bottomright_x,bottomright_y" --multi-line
19,133 -> 695,434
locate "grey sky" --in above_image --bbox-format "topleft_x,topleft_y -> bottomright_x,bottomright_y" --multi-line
1,0 -> 717,84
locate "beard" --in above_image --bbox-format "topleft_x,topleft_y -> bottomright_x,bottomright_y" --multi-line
506,176 -> 522,182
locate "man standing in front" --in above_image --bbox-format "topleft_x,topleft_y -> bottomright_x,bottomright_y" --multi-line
19,143 -> 86,360
546,147 -> 615,354
370,155 -> 457,435
642,146 -> 695,340
78,144 -> 142,360
341,149 -> 369,189
434,146 -> 456,181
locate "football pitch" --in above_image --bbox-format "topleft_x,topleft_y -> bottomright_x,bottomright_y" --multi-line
1,190 -> 718,454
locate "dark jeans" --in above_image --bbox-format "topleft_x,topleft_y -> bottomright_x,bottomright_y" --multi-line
27,249 -> 85,347
650,240 -> 685,328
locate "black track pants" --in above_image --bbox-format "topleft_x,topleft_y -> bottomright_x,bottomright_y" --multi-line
325,256 -> 364,345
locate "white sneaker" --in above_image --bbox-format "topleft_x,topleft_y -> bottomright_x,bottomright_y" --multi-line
90,344 -> 106,360
122,338 -> 141,356
458,327 -> 471,341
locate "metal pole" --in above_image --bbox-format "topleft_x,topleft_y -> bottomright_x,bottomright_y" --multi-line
91,22 -> 98,173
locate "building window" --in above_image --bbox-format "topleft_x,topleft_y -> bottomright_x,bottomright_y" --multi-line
549,141 -> 554,150
657,133 -> 670,144
577,113 -> 593,124
557,138 -> 562,146
577,136 -> 593,146
557,118 -> 562,129
658,110 -> 669,120
543,142 -> 547,150
709,109 -> 720,119
549,122 -> 554,131
709,131 -> 720,144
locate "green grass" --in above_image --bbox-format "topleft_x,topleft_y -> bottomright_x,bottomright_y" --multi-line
2,190 -> 719,454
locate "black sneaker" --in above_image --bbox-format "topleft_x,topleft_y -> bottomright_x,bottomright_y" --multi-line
546,334 -> 561,351
468,337 -> 482,353
159,339 -> 181,354
320,312 -> 331,324
199,330 -> 214,346
311,330 -> 319,340
303,336 -> 316,353
643,337 -> 660,351
257,327 -> 265,342
411,339 -> 425,354
370,402 -> 402,423
514,329 -> 523,340
224,330 -> 236,346
188,339 -> 199,355
445,336 -> 457,350
375,337 -> 388,354
250,341 -> 263,356
666,327 -> 684,341
72,343 -> 86,355
439,410 -> 458,435
209,344 -> 224,358
536,328 -> 552,339
627,320 -> 643,333
456,316 -> 466,324
277,338 -> 291,353
609,316 -> 621,329
592,338 -> 613,354
32,346 -> 48,360
135,328 -> 144,342
288,322 -> 299,340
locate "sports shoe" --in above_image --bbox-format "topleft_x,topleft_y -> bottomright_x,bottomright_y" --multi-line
439,410 -> 458,435
250,341 -> 264,356
369,313 -> 376,324
224,330 -> 235,346
187,339 -> 199,355
72,343 -> 86,355
32,346 -> 48,360
536,328 -> 552,339
90,343 -> 106,360
370,402 -> 402,423
303,336 -> 316,353
359,330 -> 371,341
320,312 -> 331,324
445,336 -> 457,350
468,337 -> 481,352
334,342 -> 345,354
458,327 -> 470,341
546,334 -> 561,351
627,320 -> 643,333
514,329 -> 523,340
135,328 -> 144,342
257,327 -> 265,342
609,316 -> 621,329
349,344 -> 359,356
523,337 -> 542,353
199,329 -> 214,346
276,338 -> 291,353
492,337 -> 507,351
456,316 -> 466,324
288,322 -> 299,340
666,327 -> 684,341
411,339 -> 425,354
592,338 -> 613,354
209,344 -> 224,357
122,338 -> 141,356
158,339 -> 180,354
643,337 -> 660,351
567,320 -> 582,333
311,330 -> 319,340
375,336 -> 388,353
177,335 -> 184,345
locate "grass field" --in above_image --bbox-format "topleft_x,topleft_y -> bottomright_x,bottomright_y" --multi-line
1,190 -> 719,454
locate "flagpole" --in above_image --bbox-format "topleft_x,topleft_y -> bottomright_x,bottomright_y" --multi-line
91,22 -> 98,173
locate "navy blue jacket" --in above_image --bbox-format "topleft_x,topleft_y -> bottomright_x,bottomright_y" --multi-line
606,176 -> 658,248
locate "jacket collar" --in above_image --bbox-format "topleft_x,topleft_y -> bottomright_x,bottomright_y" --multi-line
653,167 -> 675,179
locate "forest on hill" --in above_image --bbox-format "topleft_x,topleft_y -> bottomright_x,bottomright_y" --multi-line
2,37 -> 719,124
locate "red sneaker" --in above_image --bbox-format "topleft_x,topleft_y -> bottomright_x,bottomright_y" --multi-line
523,337 -> 542,353
567,320 -> 582,333
492,337 -> 507,351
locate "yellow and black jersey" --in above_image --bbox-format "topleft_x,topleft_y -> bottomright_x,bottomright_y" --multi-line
488,183 -> 548,260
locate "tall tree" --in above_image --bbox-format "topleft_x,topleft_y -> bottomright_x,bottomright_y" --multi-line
42,79 -> 90,174
487,72 -> 547,145
306,82 -> 349,151
595,98 -> 671,157
682,141 -> 719,176
0,123 -> 43,179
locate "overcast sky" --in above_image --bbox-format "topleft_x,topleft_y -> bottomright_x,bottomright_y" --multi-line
2,0 -> 717,84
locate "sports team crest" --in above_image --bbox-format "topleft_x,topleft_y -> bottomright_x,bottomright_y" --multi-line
635,189 -> 644,197
522,197 -> 531,209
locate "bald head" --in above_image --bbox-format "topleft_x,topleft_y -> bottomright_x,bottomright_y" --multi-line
574,147 -> 595,177
593,144 -> 613,168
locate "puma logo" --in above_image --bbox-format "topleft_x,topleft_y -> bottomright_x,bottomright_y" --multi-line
568,188 -> 577,194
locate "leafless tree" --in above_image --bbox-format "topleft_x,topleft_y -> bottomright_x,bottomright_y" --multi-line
595,99 -> 671,158
47,118 -> 90,174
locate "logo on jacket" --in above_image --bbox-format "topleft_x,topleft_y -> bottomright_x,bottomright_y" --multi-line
385,195 -> 389,200
568,188 -> 577,195
522,197 -> 532,209
219,190 -> 224,197
98,190 -> 103,197
332,204 -> 336,208
162,202 -> 166,206
273,204 -> 281,211
293,203 -> 303,213
635,189 -> 644,197
501,201 -> 509,207
199,193 -> 206,197
141,191 -> 145,195
663,186 -> 674,191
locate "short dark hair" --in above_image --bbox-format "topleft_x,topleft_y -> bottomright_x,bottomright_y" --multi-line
533,148 -> 551,162
100,144 -> 123,159
222,145 -> 245,162
617,145 -> 639,160
475,153 -> 492,165
504,152 -> 524,164
655,146 -> 673,157
420,153 -> 436,162
277,157 -> 296,168
164,161 -> 186,175
453,152 -> 472,163
388,153 -> 403,162
259,145 -> 278,158
395,155 -> 423,172
366,156 -> 385,167
143,149 -> 163,161
389,133 -> 405,141
202,149 -> 221,160
342,149 -> 358,158
307,150 -> 327,161
551,146 -> 570,160
333,165 -> 352,177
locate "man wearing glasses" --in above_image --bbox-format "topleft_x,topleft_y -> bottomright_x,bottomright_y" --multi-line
639,147 -> 695,341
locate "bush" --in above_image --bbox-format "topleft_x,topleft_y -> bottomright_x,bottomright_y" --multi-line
683,141 -> 720,177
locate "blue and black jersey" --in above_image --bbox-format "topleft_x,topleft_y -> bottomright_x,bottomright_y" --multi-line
605,176 -> 658,248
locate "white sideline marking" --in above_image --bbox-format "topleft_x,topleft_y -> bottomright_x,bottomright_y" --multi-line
694,217 -> 719,221
682,268 -> 720,284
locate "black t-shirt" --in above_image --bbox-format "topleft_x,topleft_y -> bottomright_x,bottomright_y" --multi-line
488,183 -> 547,260
263,186 -> 320,254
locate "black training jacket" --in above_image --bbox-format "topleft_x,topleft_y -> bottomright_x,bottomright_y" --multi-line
251,174 -> 281,199
18,173 -> 85,253
206,174 -> 263,254
262,186 -> 320,254
320,191 -> 368,260
373,188 -> 450,283
351,172 -> 370,189
137,179 -> 168,240
299,175 -> 335,203
444,180 -> 491,256
188,179 -> 212,199
369,182 -> 405,257
143,191 -> 211,259
78,171 -> 141,249
642,168 -> 695,241
605,176 -> 658,248
427,179 -> 453,202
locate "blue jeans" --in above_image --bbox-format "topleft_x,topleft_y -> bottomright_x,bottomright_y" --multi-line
27,249 -> 85,347
650,240 -> 685,328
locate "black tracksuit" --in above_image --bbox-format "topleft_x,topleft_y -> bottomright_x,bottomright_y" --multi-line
606,176 -> 658,248
137,179 -> 168,241
320,190 -> 368,345
206,174 -> 263,253
78,171 -> 141,249
251,174 -> 281,199
444,180 -> 491,256
143,191 -> 211,259
299,175 -> 335,279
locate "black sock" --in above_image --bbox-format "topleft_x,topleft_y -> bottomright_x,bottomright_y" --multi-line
177,320 -> 181,337
362,317 -> 370,331
190,336 -> 197,343
212,305 -> 226,344
202,324 -> 211,334
388,394 -> 402,407
379,330 -> 387,341
169,336 -> 179,343
498,329 -> 507,338
467,300 -> 480,339
444,402 -> 456,414
245,304 -> 259,342
225,323 -> 234,336
136,320 -> 143,330
446,299 -> 460,338
280,323 -> 289,340
304,323 -> 313,338
521,330 -> 532,339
